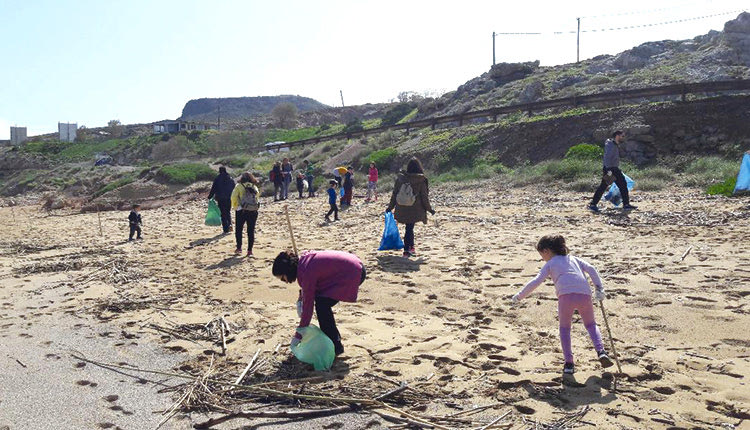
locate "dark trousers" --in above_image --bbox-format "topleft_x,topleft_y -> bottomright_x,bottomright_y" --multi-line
129,224 -> 141,239
342,186 -> 352,205
326,203 -> 339,220
297,185 -> 304,198
315,297 -> 342,348
216,198 -> 232,233
591,167 -> 630,206
306,175 -> 315,197
404,223 -> 415,249
273,183 -> 282,201
235,210 -> 258,250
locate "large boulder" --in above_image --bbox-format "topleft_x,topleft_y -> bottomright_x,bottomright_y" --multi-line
723,12 -> 750,63
489,61 -> 539,85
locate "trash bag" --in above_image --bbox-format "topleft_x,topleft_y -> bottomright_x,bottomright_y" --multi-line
205,199 -> 222,226
378,211 -> 404,251
734,153 -> 750,194
339,187 -> 345,197
604,173 -> 635,207
290,325 -> 335,371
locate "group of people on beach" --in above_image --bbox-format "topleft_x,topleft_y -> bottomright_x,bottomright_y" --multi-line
127,131 -> 635,375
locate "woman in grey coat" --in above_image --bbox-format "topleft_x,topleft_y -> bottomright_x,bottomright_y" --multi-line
386,157 -> 435,258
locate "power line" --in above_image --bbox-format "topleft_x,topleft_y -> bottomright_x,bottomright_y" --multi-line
495,9 -> 744,36
579,1 -> 710,19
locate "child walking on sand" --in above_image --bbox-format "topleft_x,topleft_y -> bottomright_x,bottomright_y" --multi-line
128,204 -> 142,241
325,180 -> 339,222
512,234 -> 613,374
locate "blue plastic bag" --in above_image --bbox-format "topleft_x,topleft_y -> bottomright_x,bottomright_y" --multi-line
290,325 -> 335,371
604,173 -> 635,207
733,153 -> 750,194
339,187 -> 345,197
378,212 -> 404,251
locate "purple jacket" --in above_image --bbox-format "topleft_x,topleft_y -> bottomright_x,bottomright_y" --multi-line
297,250 -> 362,327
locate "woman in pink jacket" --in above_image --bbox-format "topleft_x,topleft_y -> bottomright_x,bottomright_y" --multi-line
512,234 -> 613,375
273,250 -> 366,356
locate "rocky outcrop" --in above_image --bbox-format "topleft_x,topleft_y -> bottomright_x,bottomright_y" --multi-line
489,61 -> 540,85
180,95 -> 329,122
723,12 -> 750,63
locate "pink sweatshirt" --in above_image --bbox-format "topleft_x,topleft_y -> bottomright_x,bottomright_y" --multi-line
516,255 -> 602,300
368,167 -> 378,182
297,250 -> 362,327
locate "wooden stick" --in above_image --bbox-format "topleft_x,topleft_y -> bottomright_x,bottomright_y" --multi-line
97,204 -> 103,236
478,410 -> 512,430
284,204 -> 298,255
599,300 -> 622,391
195,405 -> 357,429
234,349 -> 262,386
219,323 -> 227,356
680,245 -> 693,262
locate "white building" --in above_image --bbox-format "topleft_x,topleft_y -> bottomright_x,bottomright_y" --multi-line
10,126 -> 27,145
59,122 -> 77,142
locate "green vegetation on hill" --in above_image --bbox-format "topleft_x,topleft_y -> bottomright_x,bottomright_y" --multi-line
157,163 -> 215,185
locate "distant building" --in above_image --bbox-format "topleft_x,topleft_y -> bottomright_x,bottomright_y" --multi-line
10,126 -> 27,145
59,122 -> 77,142
152,120 -> 213,134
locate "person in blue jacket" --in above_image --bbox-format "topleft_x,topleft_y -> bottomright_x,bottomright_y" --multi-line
208,166 -> 236,233
325,180 -> 339,222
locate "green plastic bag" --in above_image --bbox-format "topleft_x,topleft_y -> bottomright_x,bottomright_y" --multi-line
205,199 -> 222,226
290,325 -> 335,371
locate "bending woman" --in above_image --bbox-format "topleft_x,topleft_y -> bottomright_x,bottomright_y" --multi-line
273,250 -> 366,356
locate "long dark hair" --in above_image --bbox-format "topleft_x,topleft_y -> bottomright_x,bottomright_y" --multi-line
272,251 -> 299,282
536,234 -> 569,256
240,172 -> 259,185
406,157 -> 424,174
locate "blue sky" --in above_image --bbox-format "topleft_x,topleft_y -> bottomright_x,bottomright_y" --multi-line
0,0 -> 746,138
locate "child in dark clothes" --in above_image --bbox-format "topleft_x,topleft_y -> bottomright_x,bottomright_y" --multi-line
325,180 -> 339,222
128,204 -> 142,241
296,173 -> 305,199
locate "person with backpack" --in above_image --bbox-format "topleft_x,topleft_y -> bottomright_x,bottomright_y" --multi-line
271,162 -> 283,201
207,166 -> 236,234
281,158 -> 294,200
231,172 -> 261,257
386,157 -> 435,258
588,130 -> 637,212
272,249 -> 366,356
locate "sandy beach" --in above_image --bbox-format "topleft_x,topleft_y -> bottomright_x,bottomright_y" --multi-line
1,182 -> 748,429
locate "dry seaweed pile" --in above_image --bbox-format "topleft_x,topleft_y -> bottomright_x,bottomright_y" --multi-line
605,209 -> 750,227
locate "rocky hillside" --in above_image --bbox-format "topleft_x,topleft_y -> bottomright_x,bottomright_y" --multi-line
417,12 -> 750,119
180,95 -> 329,122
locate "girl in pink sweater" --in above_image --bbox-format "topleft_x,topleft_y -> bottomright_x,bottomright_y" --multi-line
512,234 -> 613,374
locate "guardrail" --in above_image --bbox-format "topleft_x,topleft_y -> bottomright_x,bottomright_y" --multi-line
261,79 -> 750,152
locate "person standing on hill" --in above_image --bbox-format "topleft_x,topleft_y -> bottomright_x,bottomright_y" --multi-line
231,172 -> 261,257
271,162 -> 283,201
386,157 -> 435,258
303,160 -> 315,197
281,158 -> 294,200
588,130 -> 637,212
325,180 -> 339,222
366,162 -> 379,202
207,166 -> 236,234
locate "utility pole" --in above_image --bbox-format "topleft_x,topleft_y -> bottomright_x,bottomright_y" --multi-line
217,102 -> 221,130
492,31 -> 496,66
576,18 -> 581,63
340,90 -> 345,107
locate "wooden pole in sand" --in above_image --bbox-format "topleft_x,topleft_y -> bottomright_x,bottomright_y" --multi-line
599,301 -> 622,376
284,205 -> 298,256
97,205 -> 103,236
